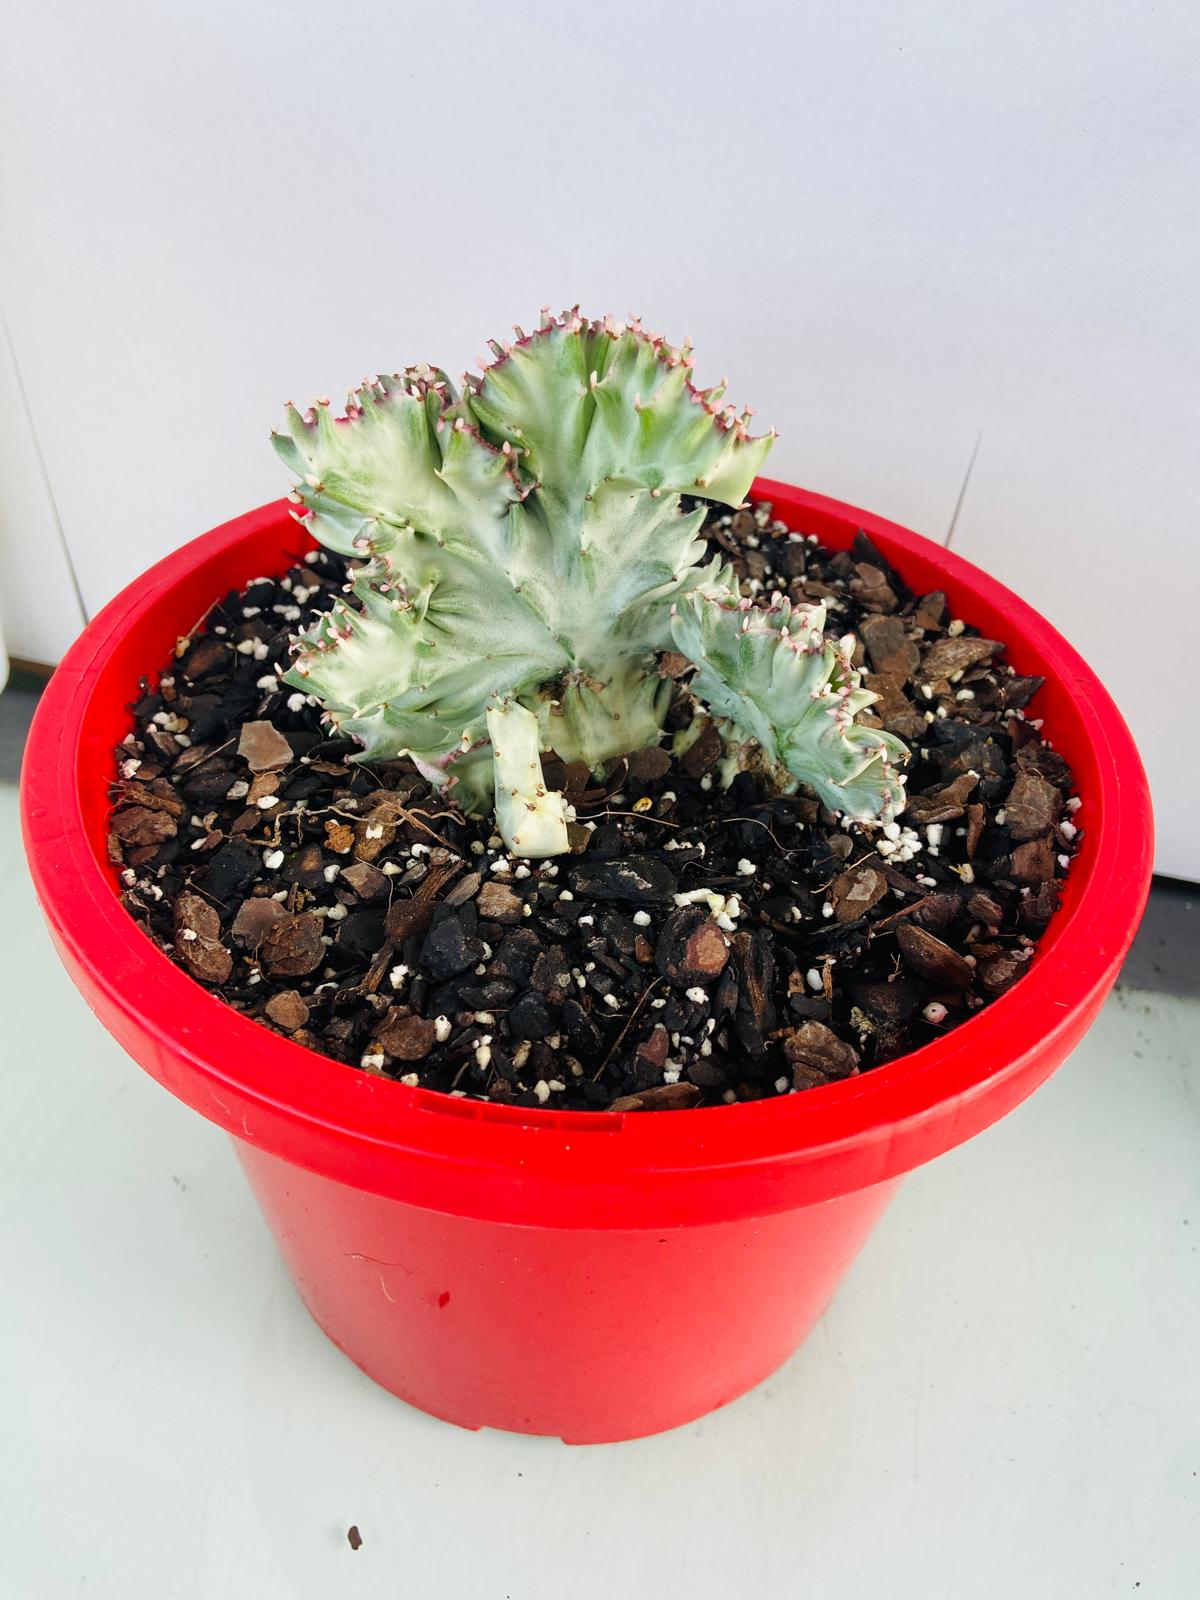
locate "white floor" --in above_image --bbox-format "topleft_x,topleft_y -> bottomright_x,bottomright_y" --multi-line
2,783 -> 1197,1600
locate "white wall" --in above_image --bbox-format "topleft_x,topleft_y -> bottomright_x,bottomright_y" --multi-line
1,0 -> 1197,875
0,323 -> 87,662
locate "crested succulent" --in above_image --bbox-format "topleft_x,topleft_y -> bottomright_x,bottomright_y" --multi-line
274,309 -> 909,853
670,592 -> 908,823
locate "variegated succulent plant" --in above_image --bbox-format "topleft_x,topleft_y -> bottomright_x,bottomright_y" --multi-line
274,310 -> 908,853
670,593 -> 908,823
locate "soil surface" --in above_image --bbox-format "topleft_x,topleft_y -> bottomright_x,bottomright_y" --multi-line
109,502 -> 1079,1111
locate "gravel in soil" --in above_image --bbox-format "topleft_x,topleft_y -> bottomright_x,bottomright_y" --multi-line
108,504 -> 1080,1111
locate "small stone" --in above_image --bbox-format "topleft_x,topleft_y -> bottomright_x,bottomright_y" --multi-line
561,997 -> 602,1057
1003,770 -> 1061,842
830,864 -> 888,923
683,918 -> 731,976
845,979 -> 920,1051
635,1024 -> 670,1069
261,912 -> 325,978
443,871 -> 483,908
265,990 -> 309,1032
655,908 -> 730,987
385,897 -> 437,946
374,1011 -> 437,1061
609,1082 -> 702,1112
181,635 -> 227,678
487,928 -> 537,984
1010,835 -> 1057,884
863,673 -> 927,741
339,862 -> 389,901
569,855 -> 678,905
1014,742 -> 1072,791
965,802 -> 986,858
904,772 -> 980,824
230,895 -> 288,949
237,720 -> 292,772
280,841 -> 327,890
912,893 -> 962,937
776,539 -> 808,579
530,945 -> 572,999
624,745 -> 673,782
850,562 -> 898,614
920,634 -> 1002,680
246,770 -> 280,806
976,951 -> 1025,996
859,614 -> 919,679
476,881 -> 524,924
966,890 -> 1005,927
732,930 -> 776,1054
1003,675 -> 1044,711
353,799 -> 402,862
896,923 -> 974,989
509,990 -> 554,1041
418,917 -> 486,980
173,892 -> 232,985
335,908 -> 387,962
1019,880 -> 1060,933
678,720 -> 722,779
783,1020 -> 860,1089
110,805 -> 178,848
685,1058 -> 727,1089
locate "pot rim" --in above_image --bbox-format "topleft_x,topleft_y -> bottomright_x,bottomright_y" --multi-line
20,479 -> 1153,1224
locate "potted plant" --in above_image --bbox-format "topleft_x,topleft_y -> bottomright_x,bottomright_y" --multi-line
21,311 -> 1152,1442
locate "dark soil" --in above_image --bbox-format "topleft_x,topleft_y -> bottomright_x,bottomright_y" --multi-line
108,502 -> 1079,1111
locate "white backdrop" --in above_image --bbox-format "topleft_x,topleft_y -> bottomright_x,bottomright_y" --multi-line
1,0 -> 1197,876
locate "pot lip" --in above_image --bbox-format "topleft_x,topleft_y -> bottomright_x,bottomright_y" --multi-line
21,480 -> 1153,1199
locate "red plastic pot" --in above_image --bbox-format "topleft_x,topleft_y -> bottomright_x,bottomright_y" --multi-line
21,479 -> 1152,1443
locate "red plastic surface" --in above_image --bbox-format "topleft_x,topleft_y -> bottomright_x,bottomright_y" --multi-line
237,1140 -> 902,1441
20,482 -> 1153,1440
